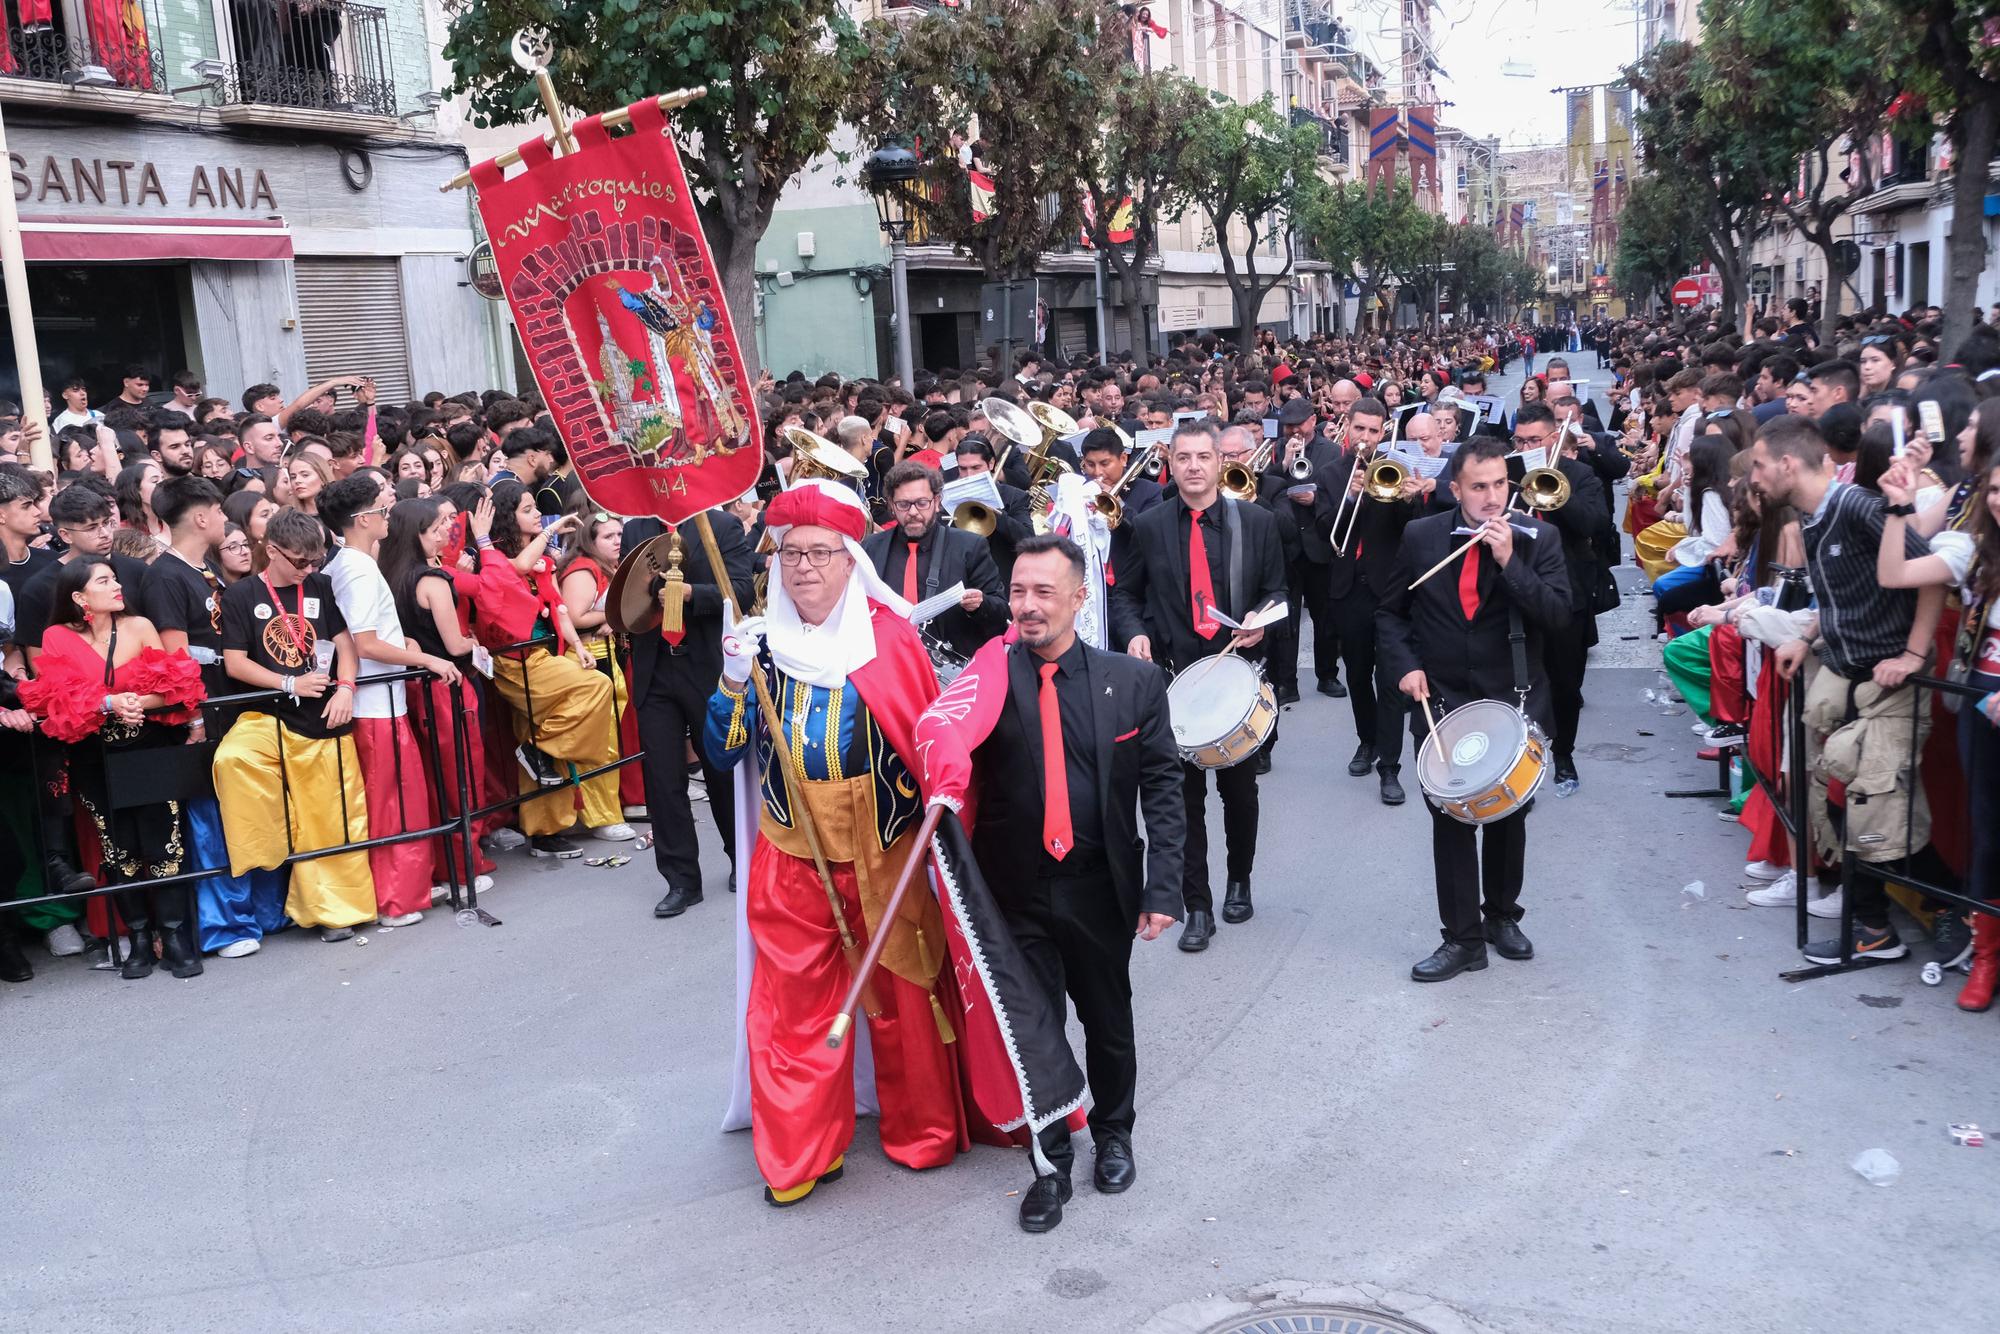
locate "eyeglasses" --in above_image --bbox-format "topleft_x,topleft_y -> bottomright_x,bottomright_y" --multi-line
1510,434 -> 1553,448
219,540 -> 250,555
778,546 -> 841,567
356,505 -> 392,520
889,497 -> 936,514
1861,334 -> 1895,347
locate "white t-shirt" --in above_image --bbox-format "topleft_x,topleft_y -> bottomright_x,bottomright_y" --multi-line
325,546 -> 407,719
50,408 -> 100,434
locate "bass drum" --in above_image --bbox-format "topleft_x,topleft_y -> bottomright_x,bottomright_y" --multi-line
1415,699 -> 1549,826
1166,654 -> 1276,770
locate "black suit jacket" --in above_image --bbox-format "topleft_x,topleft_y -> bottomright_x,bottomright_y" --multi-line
1107,494 -> 1288,673
1106,476 -> 1165,598
970,642 -> 1185,923
1374,507 -> 1573,738
1532,457 -> 1611,619
1312,448 -> 1421,600
620,510 -> 754,699
1267,438 -> 1341,565
861,520 -> 1008,660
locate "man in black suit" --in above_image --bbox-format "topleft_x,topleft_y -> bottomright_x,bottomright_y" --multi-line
862,459 -> 1009,662
1508,404 -> 1613,795
1376,436 -> 1572,983
1543,381 -> 1626,572
1108,419 -> 1287,951
622,509 -> 755,918
1079,428 -> 1163,633
1261,399 -> 1343,703
956,533 -> 1184,1233
1313,396 -> 1422,805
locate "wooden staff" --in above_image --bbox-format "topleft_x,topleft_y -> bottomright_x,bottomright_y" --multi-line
825,804 -> 945,1050
1410,492 -> 1522,590
438,87 -> 709,193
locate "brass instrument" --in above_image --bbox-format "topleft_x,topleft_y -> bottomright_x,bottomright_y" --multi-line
1331,448 -> 1410,556
950,499 -> 999,537
1518,419 -> 1571,512
1218,440 -> 1275,502
983,396 -> 1075,531
781,425 -> 869,487
1090,443 -> 1159,529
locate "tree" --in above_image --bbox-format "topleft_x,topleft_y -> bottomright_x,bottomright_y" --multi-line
441,0 -> 867,380
1627,39 -> 1768,327
1080,68 -> 1215,357
1324,180 -> 1438,327
1176,96 -> 1332,342
1614,174 -> 1706,309
848,0 -> 1118,282
1699,0 -> 1901,342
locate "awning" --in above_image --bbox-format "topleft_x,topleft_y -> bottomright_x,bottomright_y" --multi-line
19,215 -> 294,263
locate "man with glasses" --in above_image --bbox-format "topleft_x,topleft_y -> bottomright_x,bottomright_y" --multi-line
214,507 -> 376,944
861,459 -> 1008,663
702,480 -> 964,1208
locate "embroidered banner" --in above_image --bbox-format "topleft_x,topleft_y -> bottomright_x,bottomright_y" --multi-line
1367,107 -> 1401,196
1406,104 -> 1436,208
468,97 -> 760,526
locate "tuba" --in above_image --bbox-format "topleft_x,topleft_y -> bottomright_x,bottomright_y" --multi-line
983,397 -> 1074,532
780,425 -> 869,487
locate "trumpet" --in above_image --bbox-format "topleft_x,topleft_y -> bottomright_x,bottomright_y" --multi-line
1218,440 -> 1274,502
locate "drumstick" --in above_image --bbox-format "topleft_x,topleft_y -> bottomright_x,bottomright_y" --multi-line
1410,494 -> 1521,590
1420,693 -> 1446,770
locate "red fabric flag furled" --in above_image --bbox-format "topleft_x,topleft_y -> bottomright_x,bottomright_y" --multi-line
469,97 -> 761,526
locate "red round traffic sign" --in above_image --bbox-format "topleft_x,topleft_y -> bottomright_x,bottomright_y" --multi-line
1671,277 -> 1702,307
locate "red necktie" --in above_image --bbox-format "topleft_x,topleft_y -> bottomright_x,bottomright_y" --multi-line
1039,661 -> 1072,861
1458,543 -> 1481,620
1188,508 -> 1219,638
903,540 -> 919,604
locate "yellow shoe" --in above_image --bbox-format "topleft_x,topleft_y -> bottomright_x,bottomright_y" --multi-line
762,1155 -> 845,1208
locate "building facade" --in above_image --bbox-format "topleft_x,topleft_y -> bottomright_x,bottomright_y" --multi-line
2,0 -> 500,409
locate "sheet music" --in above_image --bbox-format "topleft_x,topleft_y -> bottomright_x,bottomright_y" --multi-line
1383,444 -> 1453,479
1201,597 -> 1289,632
907,582 -> 968,625
1133,426 -> 1175,451
940,469 -> 1003,514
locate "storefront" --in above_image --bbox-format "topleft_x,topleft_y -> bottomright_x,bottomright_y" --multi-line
0,114 -> 502,407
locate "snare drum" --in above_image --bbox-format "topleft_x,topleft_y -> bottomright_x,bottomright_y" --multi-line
1414,699 -> 1549,825
1166,654 -> 1276,770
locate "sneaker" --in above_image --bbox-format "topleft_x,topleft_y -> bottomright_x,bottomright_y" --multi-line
1745,876 -> 1800,907
486,827 -> 527,852
1802,922 -> 1908,965
379,912 -> 424,928
430,883 -> 451,905
320,927 -> 355,943
1806,888 -> 1845,919
529,834 -> 583,859
217,938 -> 260,959
1716,808 -> 1740,823
1932,911 -> 1974,971
45,923 -> 86,957
1701,722 -> 1747,747
1742,860 -> 1787,883
474,874 -> 494,894
591,823 -> 638,842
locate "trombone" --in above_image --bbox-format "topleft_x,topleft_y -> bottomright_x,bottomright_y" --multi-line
1330,448 -> 1410,556
1218,439 -> 1274,502
1090,442 -> 1158,529
1518,420 -> 1572,512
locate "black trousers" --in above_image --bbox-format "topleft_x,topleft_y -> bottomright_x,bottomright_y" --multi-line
1544,613 -> 1591,762
1269,557 -> 1304,691
1017,865 -> 1137,1176
1180,757 -> 1258,915
1429,801 -> 1528,947
1324,582 -> 1404,768
637,657 -> 736,891
1301,558 -> 1341,685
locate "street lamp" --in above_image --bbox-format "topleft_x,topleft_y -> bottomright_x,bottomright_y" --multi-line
862,145 -> 920,390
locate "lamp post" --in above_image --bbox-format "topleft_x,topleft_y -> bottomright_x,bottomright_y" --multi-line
863,146 -> 919,389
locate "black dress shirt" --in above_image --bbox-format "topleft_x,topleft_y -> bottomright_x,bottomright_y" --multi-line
1030,638 -> 1105,875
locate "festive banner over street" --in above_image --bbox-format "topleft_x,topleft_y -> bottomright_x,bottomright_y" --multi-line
468,97 -> 759,525
1406,105 -> 1437,210
1368,107 -> 1401,195
1567,88 -> 1594,195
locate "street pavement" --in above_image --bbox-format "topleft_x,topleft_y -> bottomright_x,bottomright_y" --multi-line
5,356 -> 1998,1334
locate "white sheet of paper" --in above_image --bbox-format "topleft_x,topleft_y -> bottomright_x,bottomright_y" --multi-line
1203,598 -> 1289,632
907,582 -> 968,625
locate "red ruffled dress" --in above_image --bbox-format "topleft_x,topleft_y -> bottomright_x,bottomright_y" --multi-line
20,624 -> 205,881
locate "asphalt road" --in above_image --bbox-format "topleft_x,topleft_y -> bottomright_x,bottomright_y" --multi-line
5,357 -> 1996,1334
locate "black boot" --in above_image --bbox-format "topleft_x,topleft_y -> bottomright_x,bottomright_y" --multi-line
160,922 -> 204,979
1177,910 -> 1215,952
46,856 -> 96,897
1378,765 -> 1406,806
1347,743 -> 1377,777
121,924 -> 156,979
1221,879 -> 1253,924
0,929 -> 31,983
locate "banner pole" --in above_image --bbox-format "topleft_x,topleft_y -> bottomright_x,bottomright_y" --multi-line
0,100 -> 48,472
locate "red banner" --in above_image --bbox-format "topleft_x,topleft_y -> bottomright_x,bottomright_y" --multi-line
468,98 -> 760,525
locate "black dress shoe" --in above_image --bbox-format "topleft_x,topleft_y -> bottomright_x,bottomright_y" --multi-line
1485,919 -> 1534,960
1093,1139 -> 1136,1194
728,872 -> 737,893
654,886 -> 703,918
1379,766 -> 1406,806
1018,1173 -> 1072,1232
1178,910 -> 1214,952
46,857 -> 96,897
0,932 -> 31,984
1317,677 -> 1348,698
1411,940 -> 1489,982
1347,742 -> 1377,777
1276,683 -> 1301,705
1221,879 -> 1253,924
1253,749 -> 1272,775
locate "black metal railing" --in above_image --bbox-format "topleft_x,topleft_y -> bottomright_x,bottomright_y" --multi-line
0,3 -> 168,94
218,0 -> 396,117
1285,0 -> 1345,51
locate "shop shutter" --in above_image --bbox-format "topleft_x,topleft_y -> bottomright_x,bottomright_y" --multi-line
1056,310 -> 1091,362
294,257 -> 414,405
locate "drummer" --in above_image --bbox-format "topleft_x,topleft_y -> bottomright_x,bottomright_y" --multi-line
1108,419 -> 1288,953
1374,436 -> 1573,983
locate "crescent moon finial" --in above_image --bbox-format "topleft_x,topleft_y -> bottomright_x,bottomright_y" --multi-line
510,29 -> 553,75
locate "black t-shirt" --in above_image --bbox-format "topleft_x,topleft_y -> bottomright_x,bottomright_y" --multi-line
1,545 -> 57,610
144,551 -> 229,695
16,552 -> 151,650
220,571 -> 352,738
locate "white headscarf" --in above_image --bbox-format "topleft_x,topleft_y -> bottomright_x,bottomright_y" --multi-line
761,479 -> 910,688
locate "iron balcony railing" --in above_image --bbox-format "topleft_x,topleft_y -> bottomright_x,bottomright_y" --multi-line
0,0 -> 169,94
218,0 -> 396,117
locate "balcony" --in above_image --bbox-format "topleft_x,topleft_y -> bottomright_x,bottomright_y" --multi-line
1290,104 -> 1346,166
216,0 -> 396,124
1284,0 -> 1343,54
0,0 -> 168,97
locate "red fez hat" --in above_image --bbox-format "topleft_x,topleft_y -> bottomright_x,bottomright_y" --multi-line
764,481 -> 868,543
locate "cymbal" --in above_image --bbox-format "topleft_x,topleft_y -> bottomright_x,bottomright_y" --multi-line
608,533 -> 676,636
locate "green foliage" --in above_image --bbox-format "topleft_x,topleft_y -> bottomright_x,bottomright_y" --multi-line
1613,175 -> 1704,306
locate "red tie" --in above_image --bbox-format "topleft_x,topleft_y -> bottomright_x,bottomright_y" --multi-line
1188,508 -> 1219,638
1458,544 -> 1481,620
903,540 -> 919,604
1038,661 -> 1072,861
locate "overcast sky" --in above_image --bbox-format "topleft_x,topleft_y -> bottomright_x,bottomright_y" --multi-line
1348,0 -> 1645,149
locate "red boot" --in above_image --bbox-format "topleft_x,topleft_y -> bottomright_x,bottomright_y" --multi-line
1958,908 -> 2000,1013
